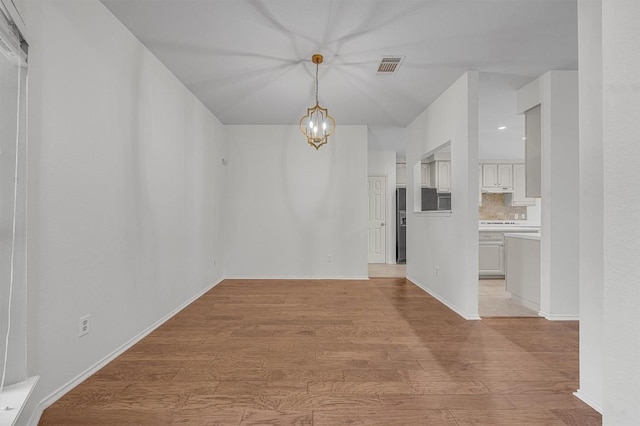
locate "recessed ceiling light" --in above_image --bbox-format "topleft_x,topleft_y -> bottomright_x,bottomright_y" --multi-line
498,126 -> 506,130
522,137 -> 526,140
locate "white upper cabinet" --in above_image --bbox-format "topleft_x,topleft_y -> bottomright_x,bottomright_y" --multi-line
497,164 -> 513,188
437,161 -> 451,192
525,105 -> 542,197
479,164 -> 483,206
427,161 -> 451,192
421,164 -> 430,186
511,163 -> 536,206
481,163 -> 513,191
482,164 -> 498,188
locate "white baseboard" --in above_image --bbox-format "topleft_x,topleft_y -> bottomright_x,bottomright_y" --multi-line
406,275 -> 481,320
538,311 -> 580,321
574,389 -> 603,414
26,278 -> 224,426
223,276 -> 370,280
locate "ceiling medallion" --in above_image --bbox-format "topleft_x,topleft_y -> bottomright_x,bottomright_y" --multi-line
299,54 -> 335,150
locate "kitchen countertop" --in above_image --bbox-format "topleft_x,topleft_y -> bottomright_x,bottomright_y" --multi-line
504,232 -> 541,241
479,225 -> 540,232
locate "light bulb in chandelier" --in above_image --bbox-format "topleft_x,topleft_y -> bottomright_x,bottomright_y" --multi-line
299,54 -> 335,150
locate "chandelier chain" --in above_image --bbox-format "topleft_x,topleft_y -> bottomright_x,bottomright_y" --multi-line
315,62 -> 319,105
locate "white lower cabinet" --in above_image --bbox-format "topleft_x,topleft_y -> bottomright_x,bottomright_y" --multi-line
479,232 -> 504,276
479,229 -> 540,277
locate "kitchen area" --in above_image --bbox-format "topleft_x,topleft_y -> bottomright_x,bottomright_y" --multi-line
478,160 -> 541,317
395,157 -> 542,317
391,73 -> 549,318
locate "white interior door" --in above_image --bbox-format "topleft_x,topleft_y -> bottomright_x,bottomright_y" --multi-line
368,176 -> 386,263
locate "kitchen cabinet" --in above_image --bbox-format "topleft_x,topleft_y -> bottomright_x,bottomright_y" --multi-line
478,228 -> 540,278
421,164 -> 429,186
482,163 -> 513,191
505,233 -> 541,311
479,232 -> 505,277
510,163 -> 536,206
525,105 -> 541,197
479,165 -> 483,206
428,161 -> 451,192
396,163 -> 406,186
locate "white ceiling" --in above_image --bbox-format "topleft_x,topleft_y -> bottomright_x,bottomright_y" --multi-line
101,0 -> 577,127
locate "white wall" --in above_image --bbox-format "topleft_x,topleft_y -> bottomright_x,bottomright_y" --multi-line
368,126 -> 407,162
478,72 -> 530,161
576,0 -> 604,413
21,1 -> 226,422
224,125 -> 368,279
367,151 -> 397,264
517,71 -> 580,320
405,72 -> 480,319
602,1 -> 640,424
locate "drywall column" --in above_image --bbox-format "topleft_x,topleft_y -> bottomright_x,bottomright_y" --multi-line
405,72 -> 480,319
367,150 -> 398,264
517,71 -> 579,320
542,71 -> 579,319
576,0 -> 603,413
602,1 -> 640,424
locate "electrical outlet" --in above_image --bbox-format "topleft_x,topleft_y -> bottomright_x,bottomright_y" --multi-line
327,254 -> 332,263
515,213 -> 519,219
79,315 -> 91,337
435,266 -> 439,275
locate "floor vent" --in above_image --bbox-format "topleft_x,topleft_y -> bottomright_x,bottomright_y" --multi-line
377,56 -> 404,76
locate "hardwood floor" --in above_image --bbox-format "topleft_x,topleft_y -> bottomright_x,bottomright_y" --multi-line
40,278 -> 600,425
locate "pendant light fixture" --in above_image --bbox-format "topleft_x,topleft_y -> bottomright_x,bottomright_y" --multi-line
300,54 -> 335,150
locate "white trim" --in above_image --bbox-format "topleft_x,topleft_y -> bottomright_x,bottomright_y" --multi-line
538,311 -> 580,321
0,375 -> 38,425
407,275 -> 481,320
573,390 -> 603,414
413,210 -> 453,217
222,276 -> 370,281
26,278 -> 224,426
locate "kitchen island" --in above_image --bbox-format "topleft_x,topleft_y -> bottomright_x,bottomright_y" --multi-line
478,222 -> 540,278
504,232 -> 541,312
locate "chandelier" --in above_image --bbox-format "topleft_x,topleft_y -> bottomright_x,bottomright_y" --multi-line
299,54 -> 335,150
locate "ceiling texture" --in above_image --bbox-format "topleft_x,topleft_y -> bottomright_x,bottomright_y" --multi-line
101,0 -> 578,127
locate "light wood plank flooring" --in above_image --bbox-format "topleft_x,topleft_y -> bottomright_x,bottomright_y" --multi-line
40,279 -> 600,425
368,263 -> 406,278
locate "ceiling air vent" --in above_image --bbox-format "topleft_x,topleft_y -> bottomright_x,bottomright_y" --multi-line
376,56 -> 404,77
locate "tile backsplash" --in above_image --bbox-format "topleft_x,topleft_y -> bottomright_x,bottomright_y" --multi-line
479,193 -> 527,220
